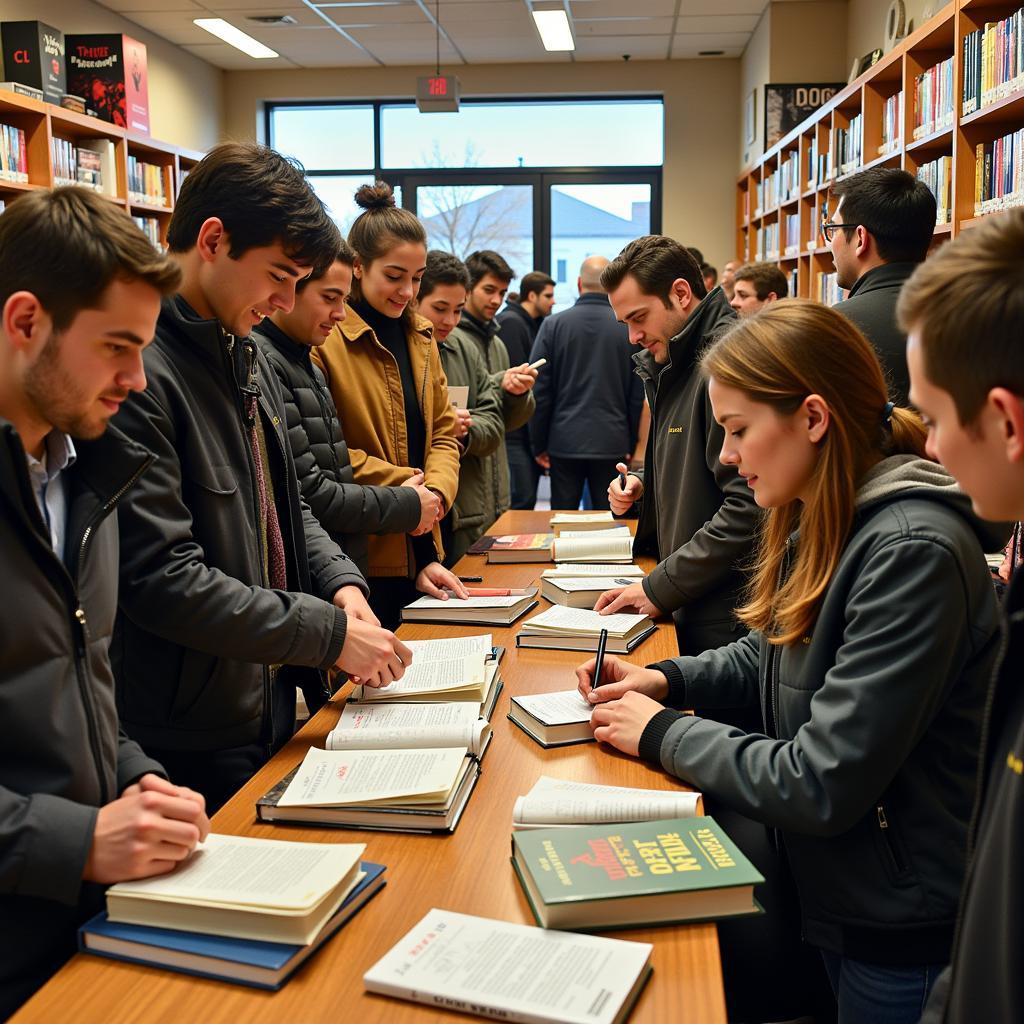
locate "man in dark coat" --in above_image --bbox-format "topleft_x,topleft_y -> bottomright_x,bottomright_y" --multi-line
0,188 -> 209,1018
825,167 -> 937,405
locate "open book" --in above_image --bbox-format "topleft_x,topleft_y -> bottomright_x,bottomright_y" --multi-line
402,588 -> 537,626
551,532 -> 633,563
257,746 -> 480,833
364,908 -> 653,1024
513,775 -> 701,829
517,605 -> 656,654
105,834 -> 364,945
327,701 -> 491,759
540,574 -> 644,608
550,510 -> 616,535
541,563 -> 644,578
508,690 -> 594,748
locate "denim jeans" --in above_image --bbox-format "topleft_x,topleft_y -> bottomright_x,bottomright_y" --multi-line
820,950 -> 945,1024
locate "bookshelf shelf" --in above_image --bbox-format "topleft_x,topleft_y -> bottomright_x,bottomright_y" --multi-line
129,200 -> 173,215
735,0 -> 1021,290
0,179 -> 41,194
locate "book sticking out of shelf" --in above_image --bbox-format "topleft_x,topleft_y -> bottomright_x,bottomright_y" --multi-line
512,816 -> 764,931
512,776 -> 701,830
327,700 -> 491,759
363,908 -> 653,1024
549,510 -> 615,534
508,690 -> 595,747
257,746 -> 480,833
517,606 -> 655,654
540,574 -> 641,609
79,862 -> 386,990
402,587 -> 538,625
105,834 -> 365,945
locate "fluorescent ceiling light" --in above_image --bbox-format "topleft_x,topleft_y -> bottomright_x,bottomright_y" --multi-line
193,18 -> 279,59
532,9 -> 575,51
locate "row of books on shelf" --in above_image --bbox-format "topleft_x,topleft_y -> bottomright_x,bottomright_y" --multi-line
913,56 -> 955,139
975,128 -> 1024,215
0,122 -> 28,182
835,113 -> 864,176
784,212 -> 801,255
755,222 -> 780,261
917,155 -> 953,224
879,91 -> 903,155
963,7 -> 1024,116
50,137 -> 107,191
128,154 -> 170,207
818,271 -> 843,306
132,215 -> 162,248
765,149 -> 801,207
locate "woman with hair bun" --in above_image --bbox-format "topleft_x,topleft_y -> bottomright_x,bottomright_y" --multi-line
574,300 -> 1007,1023
315,181 -> 464,626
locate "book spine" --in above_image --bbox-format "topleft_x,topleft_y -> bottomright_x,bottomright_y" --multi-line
363,979 -> 557,1024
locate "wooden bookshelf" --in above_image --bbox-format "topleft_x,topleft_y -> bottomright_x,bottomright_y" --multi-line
0,88 -> 205,245
735,0 -> 1024,301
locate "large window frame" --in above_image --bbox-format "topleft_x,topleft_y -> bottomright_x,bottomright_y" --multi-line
265,97 -> 663,275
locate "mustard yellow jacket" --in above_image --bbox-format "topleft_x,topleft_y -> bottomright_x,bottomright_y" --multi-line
314,306 -> 460,577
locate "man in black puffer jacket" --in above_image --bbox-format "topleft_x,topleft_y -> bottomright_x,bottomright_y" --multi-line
254,242 -> 437,578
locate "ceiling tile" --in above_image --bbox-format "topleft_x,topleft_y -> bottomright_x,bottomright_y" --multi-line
569,0 -> 677,15
179,41 -> 299,66
574,17 -> 675,36
671,0 -> 765,14
117,10 -> 228,44
456,39 -> 572,62
272,26 -> 387,62
674,14 -> 758,33
445,18 -> 536,40
670,31 -> 751,57
199,0 -> 308,7
573,34 -> 670,59
311,3 -> 431,25
347,21 -> 439,43
101,0 -> 202,12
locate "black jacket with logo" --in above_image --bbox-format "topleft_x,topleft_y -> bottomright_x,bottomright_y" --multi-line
111,298 -> 367,754
254,320 -> 420,578
631,288 -> 760,644
0,420 -> 165,1017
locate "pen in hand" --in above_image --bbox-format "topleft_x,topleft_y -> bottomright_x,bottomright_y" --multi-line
590,628 -> 609,699
619,469 -> 628,490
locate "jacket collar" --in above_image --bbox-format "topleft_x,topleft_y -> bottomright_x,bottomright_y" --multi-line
160,294 -> 233,369
500,300 -> 537,329
575,292 -> 611,307
847,262 -> 921,298
633,286 -> 736,387
458,309 -> 501,342
335,302 -> 433,347
254,318 -> 313,367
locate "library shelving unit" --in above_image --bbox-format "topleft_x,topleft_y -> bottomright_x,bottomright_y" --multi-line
0,86 -> 204,246
736,0 -> 1024,301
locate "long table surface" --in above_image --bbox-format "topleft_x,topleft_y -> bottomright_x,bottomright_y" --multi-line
15,510 -> 726,1024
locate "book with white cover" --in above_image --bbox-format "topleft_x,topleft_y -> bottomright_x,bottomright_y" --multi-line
517,606 -> 655,653
541,575 -> 642,609
507,690 -> 594,747
402,589 -> 537,626
106,834 -> 364,945
363,908 -> 653,1024
512,775 -> 701,829
551,533 -> 633,563
327,701 -> 491,759
554,526 -> 632,539
550,511 -> 616,535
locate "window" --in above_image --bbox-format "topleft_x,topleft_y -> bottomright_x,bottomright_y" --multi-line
556,259 -> 567,284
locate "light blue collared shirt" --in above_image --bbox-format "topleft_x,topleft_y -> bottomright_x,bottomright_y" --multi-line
24,430 -> 77,562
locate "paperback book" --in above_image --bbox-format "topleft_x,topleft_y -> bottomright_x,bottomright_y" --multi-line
516,606 -> 655,654
402,587 -> 538,625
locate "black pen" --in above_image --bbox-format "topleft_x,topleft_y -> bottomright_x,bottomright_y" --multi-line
591,628 -> 609,698
618,470 -> 628,490
458,575 -> 483,583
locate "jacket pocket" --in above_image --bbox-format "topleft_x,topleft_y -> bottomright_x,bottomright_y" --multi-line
186,463 -> 239,497
874,804 -> 914,884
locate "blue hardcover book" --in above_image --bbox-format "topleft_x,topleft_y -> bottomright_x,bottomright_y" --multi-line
78,861 -> 386,990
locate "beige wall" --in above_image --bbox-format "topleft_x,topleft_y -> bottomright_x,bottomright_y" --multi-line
3,0 -> 222,152
222,59 -> 741,270
846,0 -> 935,67
740,7 -> 772,169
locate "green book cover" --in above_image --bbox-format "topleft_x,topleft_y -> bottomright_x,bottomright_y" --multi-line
512,816 -> 763,909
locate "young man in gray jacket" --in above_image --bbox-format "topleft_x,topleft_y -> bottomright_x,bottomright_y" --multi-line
597,236 -> 760,664
111,144 -> 411,813
0,189 -> 210,1017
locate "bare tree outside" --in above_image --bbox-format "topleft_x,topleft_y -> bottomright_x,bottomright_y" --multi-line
416,142 -> 533,270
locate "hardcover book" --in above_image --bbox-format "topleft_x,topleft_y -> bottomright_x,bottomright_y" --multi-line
66,33 -> 149,133
512,816 -> 763,930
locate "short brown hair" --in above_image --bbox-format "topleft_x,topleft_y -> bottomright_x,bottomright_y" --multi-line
897,209 -> 1024,424
296,239 -> 356,294
167,142 -> 340,274
734,261 -> 789,301
0,187 -> 180,331
465,250 -> 514,287
601,235 -> 707,306
520,271 -> 555,301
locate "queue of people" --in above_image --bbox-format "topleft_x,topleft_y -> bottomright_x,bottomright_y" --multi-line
0,142 -> 1019,1024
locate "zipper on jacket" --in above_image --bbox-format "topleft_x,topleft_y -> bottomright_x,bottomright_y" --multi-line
876,804 -> 908,873
69,452 -> 153,807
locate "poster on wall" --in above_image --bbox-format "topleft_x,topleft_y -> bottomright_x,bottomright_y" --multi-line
764,83 -> 844,149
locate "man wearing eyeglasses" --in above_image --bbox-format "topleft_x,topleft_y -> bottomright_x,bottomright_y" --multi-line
823,167 -> 937,405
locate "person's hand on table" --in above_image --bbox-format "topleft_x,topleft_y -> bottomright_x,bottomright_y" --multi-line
608,461 -> 643,515
335,617 -> 412,688
332,584 -> 381,627
590,691 -> 667,757
416,562 -> 470,599
83,773 -> 209,883
576,654 -> 669,703
595,581 -> 662,618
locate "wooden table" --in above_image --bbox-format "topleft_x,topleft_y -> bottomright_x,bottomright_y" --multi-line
15,511 -> 725,1024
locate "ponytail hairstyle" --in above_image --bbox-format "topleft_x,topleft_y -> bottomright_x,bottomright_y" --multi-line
347,181 -> 427,328
700,299 -> 928,645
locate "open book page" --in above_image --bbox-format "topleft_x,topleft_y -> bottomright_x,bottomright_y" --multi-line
107,834 -> 364,910
542,564 -> 644,578
523,605 -> 647,636
552,534 -> 634,562
328,702 -> 489,756
278,746 -> 467,807
554,527 -> 632,539
363,908 -> 652,1024
547,577 -> 640,592
550,511 -> 614,525
408,594 -> 525,609
514,776 -> 701,826
513,690 -> 592,725
404,635 -> 493,660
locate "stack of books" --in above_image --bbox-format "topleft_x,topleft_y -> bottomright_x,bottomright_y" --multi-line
402,586 -> 538,625
257,636 -> 501,832
516,606 -> 655,653
540,572 -> 644,609
80,834 -> 385,989
550,510 -> 616,534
